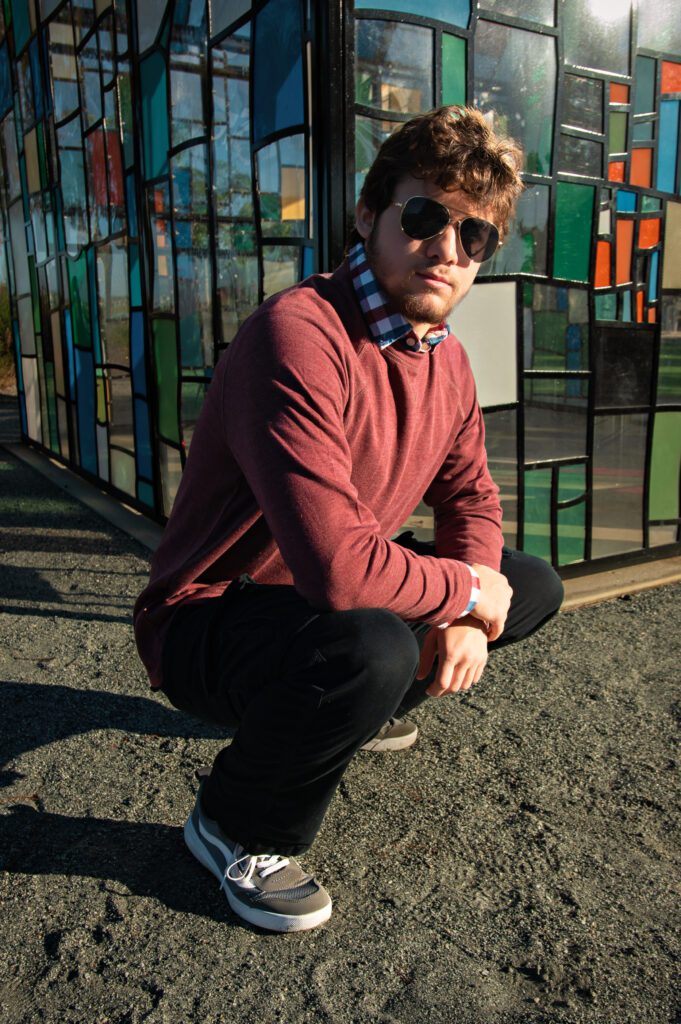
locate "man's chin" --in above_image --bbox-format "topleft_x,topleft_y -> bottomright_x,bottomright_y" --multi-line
401,295 -> 456,327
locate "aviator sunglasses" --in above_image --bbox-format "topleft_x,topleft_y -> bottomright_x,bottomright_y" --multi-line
391,196 -> 501,263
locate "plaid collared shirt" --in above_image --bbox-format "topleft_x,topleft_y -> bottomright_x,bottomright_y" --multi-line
348,242 -> 450,354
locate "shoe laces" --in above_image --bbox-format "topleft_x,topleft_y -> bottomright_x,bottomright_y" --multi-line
226,849 -> 290,883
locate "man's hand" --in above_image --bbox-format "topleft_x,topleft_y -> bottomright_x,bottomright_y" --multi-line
469,563 -> 513,641
416,617 -> 489,696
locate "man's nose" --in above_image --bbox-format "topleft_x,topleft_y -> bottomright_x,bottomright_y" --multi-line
424,223 -> 466,264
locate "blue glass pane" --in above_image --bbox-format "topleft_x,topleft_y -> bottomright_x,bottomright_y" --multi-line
616,190 -> 636,212
87,246 -> 102,363
137,479 -> 155,507
0,43 -> 11,118
131,310 -> 146,394
649,250 -> 659,302
621,291 -> 632,321
140,51 -> 169,180
634,56 -> 655,116
64,307 -> 76,393
354,0 -> 470,27
134,397 -> 153,478
129,242 -> 142,306
125,172 -> 138,236
12,319 -> 24,390
302,245 -> 314,276
12,0 -> 32,53
253,0 -> 303,143
657,100 -> 679,194
74,346 -> 97,474
29,39 -> 43,121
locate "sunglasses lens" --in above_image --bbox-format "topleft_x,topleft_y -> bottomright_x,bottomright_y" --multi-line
459,218 -> 499,262
400,197 -> 450,240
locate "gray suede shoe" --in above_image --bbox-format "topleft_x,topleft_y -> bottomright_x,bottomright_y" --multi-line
360,715 -> 418,752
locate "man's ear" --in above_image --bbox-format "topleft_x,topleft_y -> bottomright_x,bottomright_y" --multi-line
355,198 -> 375,240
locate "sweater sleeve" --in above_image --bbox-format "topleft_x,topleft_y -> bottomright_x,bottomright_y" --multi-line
423,354 -> 504,572
222,308 -> 475,623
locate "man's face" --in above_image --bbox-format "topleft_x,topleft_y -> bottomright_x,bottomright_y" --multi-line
355,175 -> 495,337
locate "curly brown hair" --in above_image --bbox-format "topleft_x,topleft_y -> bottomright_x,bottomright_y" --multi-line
351,105 -> 524,245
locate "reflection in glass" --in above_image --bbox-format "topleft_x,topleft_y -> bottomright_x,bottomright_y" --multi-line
355,0 -> 469,24
78,35 -> 102,128
181,379 -> 210,451
524,283 -> 589,371
355,116 -> 395,200
562,74 -> 603,133
356,20 -> 433,115
211,1 -> 251,39
17,52 -> 35,128
58,120 -> 89,254
148,182 -> 174,312
49,14 -> 80,122
257,135 -> 306,238
475,21 -> 555,175
524,376 -> 588,462
523,467 -> 551,561
558,134 -> 602,178
85,127 -> 109,241
479,184 -> 549,277
638,1 -> 681,57
174,145 -> 213,370
253,0 -> 303,143
107,368 -> 134,452
478,0 -> 553,24
592,413 -> 646,558
658,294 -> 681,404
484,406 -> 518,548
171,2 -> 208,146
594,327 -> 654,408
97,238 -> 129,366
262,245 -> 299,299
563,0 -> 630,76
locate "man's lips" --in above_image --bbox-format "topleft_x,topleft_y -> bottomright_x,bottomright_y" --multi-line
416,271 -> 451,287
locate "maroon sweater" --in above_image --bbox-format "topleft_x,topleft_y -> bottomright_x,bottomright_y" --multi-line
134,262 -> 503,687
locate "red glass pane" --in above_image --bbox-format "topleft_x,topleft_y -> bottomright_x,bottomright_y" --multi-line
630,148 -> 652,187
608,160 -> 625,181
636,290 -> 644,322
595,239 -> 611,286
661,61 -> 681,94
616,219 -> 634,284
638,218 -> 661,248
610,82 -> 630,103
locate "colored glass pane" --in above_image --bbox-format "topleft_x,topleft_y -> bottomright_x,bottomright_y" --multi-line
97,239 -> 129,365
442,34 -> 466,106
482,407 -> 518,548
479,183 -> 549,277
24,127 -> 39,193
563,0 -> 629,75
649,250 -> 659,304
563,75 -> 603,133
616,189 -> 636,212
134,397 -> 153,481
153,318 -> 180,443
657,101 -> 679,194
615,218 -> 634,285
137,4 -> 166,53
11,0 -> 31,53
594,240 -> 611,287
140,51 -> 169,181
524,376 -> 588,462
148,182 -> 174,311
632,120 -> 654,142
557,134 -> 602,177
524,284 -> 589,371
595,292 -> 616,321
68,251 -> 92,349
634,56 -> 655,115
658,296 -> 681,404
356,20 -> 433,115
111,448 -> 136,497
638,218 -> 660,249
557,499 -> 586,566
158,441 -> 182,516
635,289 -> 644,323
523,468 -> 551,562
74,345 -> 97,473
592,413 -> 647,558
608,111 -> 627,154
130,310 -> 146,395
475,21 -> 555,176
663,202 -> 681,289
258,134 -> 306,238
0,41 -> 11,117
354,0 -> 470,26
253,0 -> 303,143
85,128 -> 109,240
620,290 -> 632,322
594,326 -> 654,408
58,121 -> 88,254
610,83 -> 629,104
661,61 -> 681,94
211,1 -> 250,38
629,148 -> 652,187
553,182 -> 594,282
608,160 -> 625,182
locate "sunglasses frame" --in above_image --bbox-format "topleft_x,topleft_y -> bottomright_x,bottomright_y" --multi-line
390,196 -> 501,263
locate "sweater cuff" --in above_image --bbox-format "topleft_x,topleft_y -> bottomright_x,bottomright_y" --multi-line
437,564 -> 481,629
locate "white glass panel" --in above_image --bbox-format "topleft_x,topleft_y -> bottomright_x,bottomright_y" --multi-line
111,447 -> 136,496
451,281 -> 517,407
22,356 -> 41,441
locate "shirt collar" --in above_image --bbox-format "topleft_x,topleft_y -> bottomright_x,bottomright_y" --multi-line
348,242 -> 450,352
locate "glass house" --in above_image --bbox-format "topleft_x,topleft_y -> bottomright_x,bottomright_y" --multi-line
1,0 -> 680,570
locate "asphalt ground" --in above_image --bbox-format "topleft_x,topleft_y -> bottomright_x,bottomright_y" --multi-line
0,394 -> 679,1024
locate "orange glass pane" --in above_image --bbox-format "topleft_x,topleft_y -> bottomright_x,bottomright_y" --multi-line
610,83 -> 630,103
630,148 -> 652,187
638,218 -> 661,248
595,240 -> 611,286
616,219 -> 634,284
636,290 -> 644,322
661,61 -> 681,93
648,308 -> 657,324
608,161 -> 625,182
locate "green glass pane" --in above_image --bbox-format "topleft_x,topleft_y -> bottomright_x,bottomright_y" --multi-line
44,361 -> 59,453
442,34 -> 466,106
68,250 -> 91,349
634,55 -> 656,115
129,241 -> 142,306
140,51 -> 169,181
153,318 -> 179,443
553,182 -> 594,282
641,195 -> 661,212
649,412 -> 681,520
37,122 -> 47,190
138,479 -> 155,507
608,111 -> 627,155
557,500 -> 585,565
594,291 -> 617,320
523,468 -> 551,562
11,0 -> 30,52
558,463 -> 586,502
632,120 -> 654,142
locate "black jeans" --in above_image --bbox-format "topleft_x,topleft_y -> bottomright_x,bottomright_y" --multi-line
161,539 -> 563,855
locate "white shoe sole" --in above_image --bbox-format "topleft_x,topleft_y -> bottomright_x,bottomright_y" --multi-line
183,813 -> 332,933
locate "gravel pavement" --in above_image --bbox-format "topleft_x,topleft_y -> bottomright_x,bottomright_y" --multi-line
0,395 -> 679,1024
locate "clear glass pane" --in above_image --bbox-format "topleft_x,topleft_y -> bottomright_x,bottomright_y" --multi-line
253,0 -> 303,143
354,0 -> 470,26
262,244 -> 299,299
356,20 -> 433,115
592,413 -> 646,558
78,35 -> 102,128
211,0 -> 251,39
58,120 -> 89,254
479,184 -> 549,277
478,0 -> 553,24
475,21 -> 556,176
524,283 -> 589,371
484,406 -> 518,548
658,294 -> 681,404
557,134 -> 602,177
85,126 -> 109,240
181,378 -> 210,450
257,134 -> 306,238
148,182 -> 174,312
524,376 -> 588,462
355,115 -> 395,201
638,1 -> 681,57
107,367 -> 134,450
96,238 -> 129,366
170,4 -> 207,146
563,0 -> 630,76
562,74 -> 603,133
216,221 -> 258,344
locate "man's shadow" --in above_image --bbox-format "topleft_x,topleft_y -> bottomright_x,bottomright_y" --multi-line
0,680 -> 239,923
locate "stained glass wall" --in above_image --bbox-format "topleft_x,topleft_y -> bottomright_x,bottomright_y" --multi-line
0,0 -> 679,570
353,0 -> 681,565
